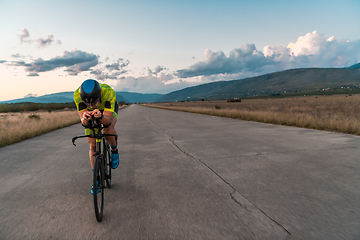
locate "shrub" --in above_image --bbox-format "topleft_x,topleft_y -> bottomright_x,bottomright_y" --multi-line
28,114 -> 40,119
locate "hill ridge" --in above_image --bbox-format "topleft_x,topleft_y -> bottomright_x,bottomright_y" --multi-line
157,67 -> 360,102
1,91 -> 164,104
2,63 -> 360,104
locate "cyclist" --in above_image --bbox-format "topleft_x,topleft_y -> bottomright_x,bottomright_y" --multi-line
74,79 -> 119,194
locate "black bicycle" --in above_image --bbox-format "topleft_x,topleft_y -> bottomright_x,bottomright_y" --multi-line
72,116 -> 117,222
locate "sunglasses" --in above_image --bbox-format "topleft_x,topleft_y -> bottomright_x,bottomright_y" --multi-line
85,98 -> 100,106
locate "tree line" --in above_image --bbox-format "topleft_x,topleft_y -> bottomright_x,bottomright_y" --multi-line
0,102 -> 77,113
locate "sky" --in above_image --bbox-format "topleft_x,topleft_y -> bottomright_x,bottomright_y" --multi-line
0,0 -> 360,101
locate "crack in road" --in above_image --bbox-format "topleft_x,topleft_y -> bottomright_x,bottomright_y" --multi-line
169,138 -> 292,236
144,111 -> 292,237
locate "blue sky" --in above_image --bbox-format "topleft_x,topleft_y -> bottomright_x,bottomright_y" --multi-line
1,0 -> 359,101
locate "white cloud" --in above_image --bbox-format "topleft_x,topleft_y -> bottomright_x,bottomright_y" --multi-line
105,58 -> 130,71
90,58 -> 130,80
287,31 -> 326,56
158,72 -> 174,82
112,75 -> 196,94
175,43 -> 276,78
285,31 -> 360,67
175,31 -> 360,79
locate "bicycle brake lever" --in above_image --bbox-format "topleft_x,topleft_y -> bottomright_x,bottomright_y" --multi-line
72,137 -> 77,146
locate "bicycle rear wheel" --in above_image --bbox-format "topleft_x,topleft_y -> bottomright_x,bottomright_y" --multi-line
93,156 -> 104,222
103,141 -> 112,188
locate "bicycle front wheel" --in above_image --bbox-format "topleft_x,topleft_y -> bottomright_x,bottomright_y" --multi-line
103,141 -> 112,188
93,156 -> 104,222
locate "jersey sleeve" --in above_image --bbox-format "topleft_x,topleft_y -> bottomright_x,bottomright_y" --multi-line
103,85 -> 116,113
73,87 -> 87,112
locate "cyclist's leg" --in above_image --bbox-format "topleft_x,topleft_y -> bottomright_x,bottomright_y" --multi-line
103,115 -> 117,147
86,136 -> 96,170
103,113 -> 119,169
103,103 -> 118,148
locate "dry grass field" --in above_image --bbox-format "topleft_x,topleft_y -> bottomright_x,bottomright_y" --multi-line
143,94 -> 360,135
0,104 -> 130,147
0,110 -> 80,147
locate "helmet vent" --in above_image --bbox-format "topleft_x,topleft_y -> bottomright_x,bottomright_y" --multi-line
83,80 -> 95,93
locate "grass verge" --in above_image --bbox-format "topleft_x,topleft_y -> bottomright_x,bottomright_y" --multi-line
0,110 -> 80,148
143,94 -> 360,135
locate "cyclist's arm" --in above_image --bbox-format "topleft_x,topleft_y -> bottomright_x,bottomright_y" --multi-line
98,86 -> 116,126
74,90 -> 92,127
79,110 -> 92,127
91,109 -> 112,126
101,110 -> 113,125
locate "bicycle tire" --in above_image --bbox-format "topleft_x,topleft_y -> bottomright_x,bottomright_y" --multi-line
103,141 -> 112,188
93,156 -> 104,222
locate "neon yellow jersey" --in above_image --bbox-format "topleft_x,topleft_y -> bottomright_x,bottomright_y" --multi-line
73,83 -> 118,118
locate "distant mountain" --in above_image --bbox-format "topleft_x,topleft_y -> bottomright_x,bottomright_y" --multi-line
1,91 -> 164,104
116,92 -> 163,103
115,94 -> 128,103
0,92 -> 75,104
157,67 -> 360,102
347,62 -> 360,69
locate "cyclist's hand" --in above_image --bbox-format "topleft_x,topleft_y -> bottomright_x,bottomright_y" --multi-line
83,111 -> 92,120
93,109 -> 102,119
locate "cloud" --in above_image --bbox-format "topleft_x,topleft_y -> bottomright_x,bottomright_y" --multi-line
175,31 -> 360,79
158,72 -> 174,82
36,34 -> 62,48
112,75 -> 196,94
154,66 -> 165,74
91,69 -> 126,80
17,28 -> 30,43
91,58 -> 130,80
27,73 -> 39,77
146,65 -> 167,76
105,58 -> 130,71
91,61 -> 178,93
24,93 -> 38,98
12,49 -> 99,76
284,31 -> 360,67
6,30 -> 360,94
11,53 -> 26,58
175,43 -> 276,78
17,28 -> 61,47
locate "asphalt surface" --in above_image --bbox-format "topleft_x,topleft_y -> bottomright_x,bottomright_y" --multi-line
1,104 -> 360,239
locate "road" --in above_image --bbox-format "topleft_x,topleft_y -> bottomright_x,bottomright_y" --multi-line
1,104 -> 360,239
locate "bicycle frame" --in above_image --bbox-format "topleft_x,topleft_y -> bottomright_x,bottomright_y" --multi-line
72,116 -> 118,222
72,117 -> 117,151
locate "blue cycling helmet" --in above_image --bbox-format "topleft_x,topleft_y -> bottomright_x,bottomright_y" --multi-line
80,79 -> 102,104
